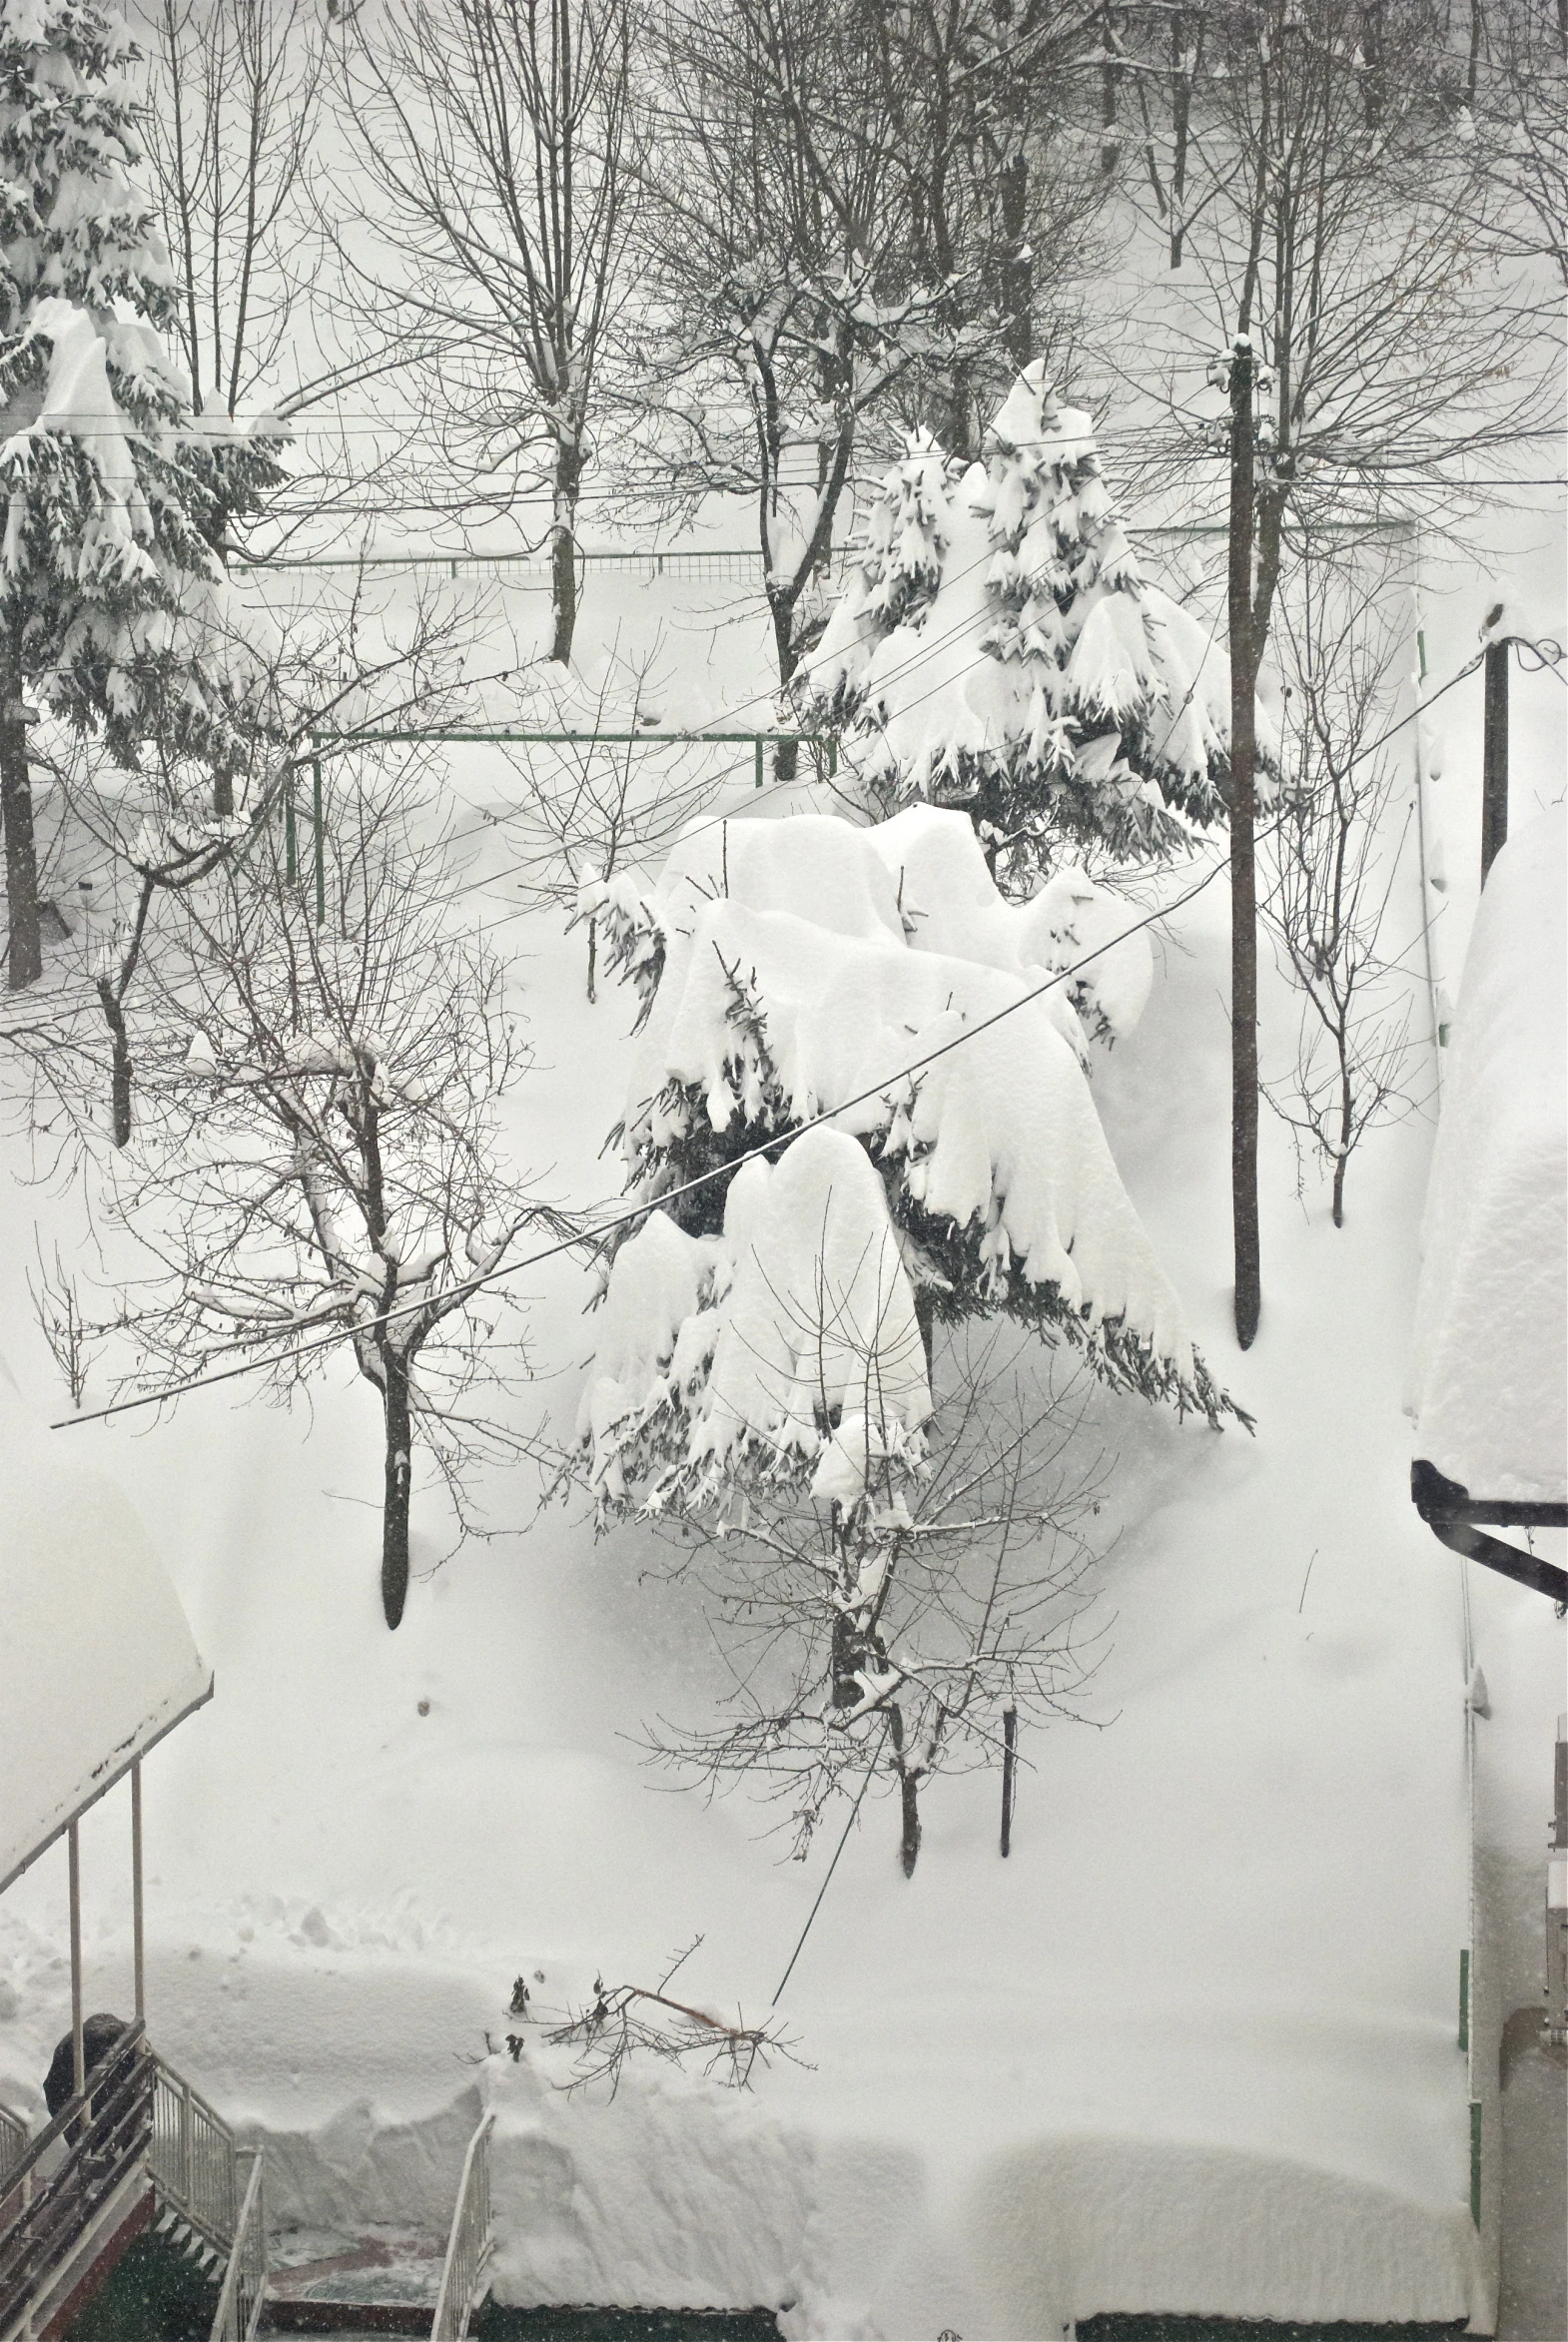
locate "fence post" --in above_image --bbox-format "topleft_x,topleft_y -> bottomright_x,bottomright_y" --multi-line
312,757 -> 326,929
754,737 -> 764,791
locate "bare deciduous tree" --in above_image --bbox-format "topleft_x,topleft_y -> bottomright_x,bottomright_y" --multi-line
133,0 -> 324,422
335,0 -> 644,665
27,1239 -> 102,1409
644,0 -> 951,729
101,764 -> 563,1628
642,1319 -> 1109,1880
1260,555 -> 1423,1227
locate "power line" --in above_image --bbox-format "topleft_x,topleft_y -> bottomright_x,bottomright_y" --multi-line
51,634 -> 1510,1434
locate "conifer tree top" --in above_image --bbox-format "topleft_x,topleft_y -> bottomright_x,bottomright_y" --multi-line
0,1 -> 176,335
801,364 -> 1254,875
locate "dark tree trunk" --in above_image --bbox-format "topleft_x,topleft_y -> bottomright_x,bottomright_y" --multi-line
549,440 -> 583,666
768,591 -> 800,785
382,1354 -> 413,1629
899,1767 -> 922,1878
1,614 -> 41,991
1170,11 -> 1193,268
96,977 -> 134,1148
1227,339 -> 1260,1349
999,152 -> 1033,373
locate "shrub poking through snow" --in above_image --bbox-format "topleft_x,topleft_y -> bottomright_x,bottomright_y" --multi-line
578,805 -> 1240,1519
799,363 -> 1238,882
515,1940 -> 804,2096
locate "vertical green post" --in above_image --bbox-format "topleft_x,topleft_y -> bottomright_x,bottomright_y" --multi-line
285,794 -> 297,887
1469,2099 -> 1481,2226
754,737 -> 764,791
828,737 -> 838,778
312,758 -> 326,928
1458,1947 -> 1469,2050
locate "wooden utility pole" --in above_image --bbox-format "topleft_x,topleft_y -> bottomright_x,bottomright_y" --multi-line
1481,632 -> 1509,883
1227,337 -> 1260,1349
1,611 -> 41,991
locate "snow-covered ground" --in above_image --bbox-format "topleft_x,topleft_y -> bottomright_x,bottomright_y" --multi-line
1,476 -> 1563,2338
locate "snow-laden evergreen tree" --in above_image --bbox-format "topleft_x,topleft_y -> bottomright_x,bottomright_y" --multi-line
578,807 -> 1244,1517
801,363 -> 1238,880
0,0 -> 284,988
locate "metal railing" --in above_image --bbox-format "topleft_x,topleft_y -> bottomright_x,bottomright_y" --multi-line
0,2115 -> 23,2189
429,2111 -> 493,2342
208,2152 -> 266,2342
237,547 -> 835,585
150,2059 -> 241,2256
0,2022 -> 154,2342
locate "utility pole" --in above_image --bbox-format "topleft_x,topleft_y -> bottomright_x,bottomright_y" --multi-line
1481,616 -> 1509,884
1,611 -> 41,991
1227,337 -> 1260,1349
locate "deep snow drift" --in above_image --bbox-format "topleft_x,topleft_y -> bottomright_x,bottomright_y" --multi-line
1410,803 -> 1568,1502
0,468 -> 1562,2342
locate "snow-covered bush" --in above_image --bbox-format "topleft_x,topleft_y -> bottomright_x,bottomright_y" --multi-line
799,365 -> 1239,879
0,0 -> 285,986
578,805 -> 1240,1515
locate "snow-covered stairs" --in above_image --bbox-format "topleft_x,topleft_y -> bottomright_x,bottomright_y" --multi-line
259,2226 -> 445,2334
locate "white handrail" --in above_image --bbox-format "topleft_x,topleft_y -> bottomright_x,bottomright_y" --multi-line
429,2111 -> 494,2342
208,2149 -> 266,2342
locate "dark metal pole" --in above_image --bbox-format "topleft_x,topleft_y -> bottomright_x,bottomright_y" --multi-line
1227,337 -> 1260,1349
1481,640 -> 1508,883
1000,1707 -> 1018,1857
68,1821 -> 85,2097
131,1757 -> 145,2026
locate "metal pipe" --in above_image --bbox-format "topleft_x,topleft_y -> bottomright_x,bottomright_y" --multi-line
68,1822 -> 84,2097
131,1757 -> 145,2025
1412,1461 -> 1568,1603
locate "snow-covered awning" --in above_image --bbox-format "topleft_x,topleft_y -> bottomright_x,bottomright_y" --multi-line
0,1355 -> 212,1896
1411,804 -> 1567,1503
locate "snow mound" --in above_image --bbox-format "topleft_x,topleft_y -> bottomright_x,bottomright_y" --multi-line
1411,803 -> 1568,1500
478,2057 -> 1484,2336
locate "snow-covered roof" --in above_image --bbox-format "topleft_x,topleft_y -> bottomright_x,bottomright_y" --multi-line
0,1353 -> 212,1895
1410,804 -> 1568,1501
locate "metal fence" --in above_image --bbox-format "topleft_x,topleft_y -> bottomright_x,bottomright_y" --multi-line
429,2111 -> 493,2342
0,2022 -> 154,2342
0,2114 -> 23,2190
150,2061 -> 241,2255
208,2153 -> 266,2342
239,547 -> 798,586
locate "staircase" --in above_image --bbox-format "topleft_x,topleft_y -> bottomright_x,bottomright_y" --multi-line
2,2034 -> 493,2342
